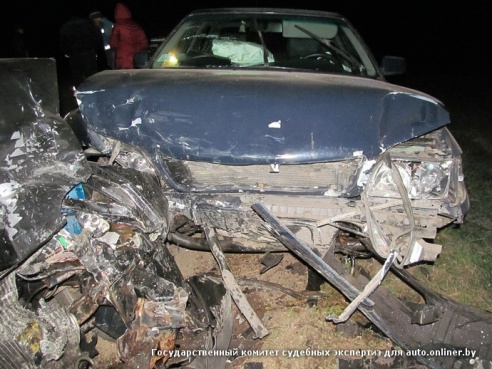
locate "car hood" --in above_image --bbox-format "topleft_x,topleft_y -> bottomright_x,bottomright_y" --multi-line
76,68 -> 449,164
0,59 -> 91,274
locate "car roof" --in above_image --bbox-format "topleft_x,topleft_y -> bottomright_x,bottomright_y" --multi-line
186,8 -> 346,21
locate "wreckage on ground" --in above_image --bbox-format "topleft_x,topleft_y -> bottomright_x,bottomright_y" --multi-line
1,7 -> 491,369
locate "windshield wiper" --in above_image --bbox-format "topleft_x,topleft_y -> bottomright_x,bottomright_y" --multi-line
294,25 -> 365,74
253,18 -> 270,66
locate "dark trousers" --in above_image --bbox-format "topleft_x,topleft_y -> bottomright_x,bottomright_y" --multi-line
69,50 -> 98,87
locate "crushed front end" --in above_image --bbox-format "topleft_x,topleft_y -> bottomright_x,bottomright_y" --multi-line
0,59 -> 232,369
69,64 -> 487,369
1,50 -> 486,369
73,68 -> 469,268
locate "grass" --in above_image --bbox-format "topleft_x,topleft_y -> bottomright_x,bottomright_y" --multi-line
425,140 -> 492,311
401,72 -> 492,312
243,299 -> 392,369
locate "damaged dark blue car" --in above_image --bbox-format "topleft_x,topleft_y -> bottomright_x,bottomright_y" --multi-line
75,8 -> 469,266
1,8 -> 490,369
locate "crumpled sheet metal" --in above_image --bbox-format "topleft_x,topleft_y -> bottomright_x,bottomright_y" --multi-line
252,202 -> 492,369
117,291 -> 188,369
0,273 -> 81,369
0,58 -> 91,274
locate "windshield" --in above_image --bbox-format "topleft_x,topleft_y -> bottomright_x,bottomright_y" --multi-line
150,12 -> 378,77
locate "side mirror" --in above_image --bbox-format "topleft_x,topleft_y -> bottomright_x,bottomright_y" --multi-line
380,56 -> 406,76
134,50 -> 150,69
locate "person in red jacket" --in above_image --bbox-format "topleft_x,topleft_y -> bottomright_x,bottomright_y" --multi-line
109,3 -> 148,69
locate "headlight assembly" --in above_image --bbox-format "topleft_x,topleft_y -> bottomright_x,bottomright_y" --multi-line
366,159 -> 451,200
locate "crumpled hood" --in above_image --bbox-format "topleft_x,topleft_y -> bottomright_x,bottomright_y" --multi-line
0,59 -> 91,273
76,68 -> 449,164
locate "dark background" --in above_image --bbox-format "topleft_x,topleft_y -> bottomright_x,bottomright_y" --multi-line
0,0 -> 490,113
1,0 -> 488,71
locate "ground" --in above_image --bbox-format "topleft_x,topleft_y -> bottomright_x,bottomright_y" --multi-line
93,246 -> 402,369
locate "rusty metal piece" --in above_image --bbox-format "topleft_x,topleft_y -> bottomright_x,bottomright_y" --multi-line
116,285 -> 187,369
69,293 -> 99,325
117,298 -> 180,369
150,334 -> 176,369
110,223 -> 134,244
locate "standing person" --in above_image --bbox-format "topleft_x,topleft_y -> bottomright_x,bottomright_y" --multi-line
60,16 -> 107,86
110,3 -> 148,69
89,10 -> 114,69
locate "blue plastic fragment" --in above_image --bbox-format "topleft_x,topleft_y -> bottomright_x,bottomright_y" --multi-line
64,184 -> 85,234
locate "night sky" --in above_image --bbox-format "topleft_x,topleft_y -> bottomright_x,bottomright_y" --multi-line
0,0 -> 489,90
0,0 -> 492,65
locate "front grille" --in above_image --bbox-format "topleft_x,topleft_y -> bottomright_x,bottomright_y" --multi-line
165,159 -> 361,193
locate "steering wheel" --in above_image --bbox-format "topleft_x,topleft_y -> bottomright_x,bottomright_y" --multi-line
301,53 -> 342,68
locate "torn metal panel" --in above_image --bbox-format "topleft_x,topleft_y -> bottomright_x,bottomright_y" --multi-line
0,59 -> 92,275
0,274 -> 81,369
252,202 -> 492,368
323,252 -> 492,369
182,275 -> 233,369
0,59 -> 233,369
81,163 -> 169,235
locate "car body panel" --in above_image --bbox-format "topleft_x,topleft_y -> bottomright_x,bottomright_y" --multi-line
77,60 -> 448,168
0,59 -> 91,273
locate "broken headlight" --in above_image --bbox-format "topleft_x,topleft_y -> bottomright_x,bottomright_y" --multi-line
410,161 -> 447,197
366,159 -> 451,200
